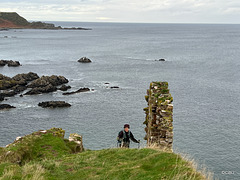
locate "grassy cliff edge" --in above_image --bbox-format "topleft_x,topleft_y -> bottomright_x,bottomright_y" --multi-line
0,129 -> 211,180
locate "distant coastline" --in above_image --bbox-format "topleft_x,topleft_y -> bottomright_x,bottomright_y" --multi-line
0,12 -> 91,30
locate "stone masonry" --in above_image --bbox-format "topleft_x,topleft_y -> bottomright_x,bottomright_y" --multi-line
143,82 -> 173,150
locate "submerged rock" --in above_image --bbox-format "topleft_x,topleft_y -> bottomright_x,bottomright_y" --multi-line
62,88 -> 90,95
110,86 -> 120,89
0,104 -> 16,110
78,57 -> 92,63
38,101 -> 71,108
155,59 -> 166,61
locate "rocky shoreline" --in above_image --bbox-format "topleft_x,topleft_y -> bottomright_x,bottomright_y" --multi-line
0,72 -> 74,110
0,57 -> 121,110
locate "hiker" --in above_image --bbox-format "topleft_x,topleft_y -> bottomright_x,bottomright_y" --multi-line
117,124 -> 140,148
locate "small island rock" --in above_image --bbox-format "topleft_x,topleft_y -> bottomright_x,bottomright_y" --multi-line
78,57 -> 92,63
0,60 -> 21,67
155,59 -> 166,61
38,101 -> 71,108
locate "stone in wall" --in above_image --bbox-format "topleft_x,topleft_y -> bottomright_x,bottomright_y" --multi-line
143,82 -> 173,150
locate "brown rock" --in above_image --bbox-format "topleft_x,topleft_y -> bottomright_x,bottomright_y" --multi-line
38,101 -> 71,108
28,75 -> 68,88
78,57 -> 92,63
25,84 -> 57,95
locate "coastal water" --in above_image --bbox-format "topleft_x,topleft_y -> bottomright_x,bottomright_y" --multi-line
0,22 -> 240,179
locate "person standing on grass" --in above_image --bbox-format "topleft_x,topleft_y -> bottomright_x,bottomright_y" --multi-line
117,124 -> 140,148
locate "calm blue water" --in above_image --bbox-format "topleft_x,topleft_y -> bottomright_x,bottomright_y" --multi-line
1,22 -> 240,179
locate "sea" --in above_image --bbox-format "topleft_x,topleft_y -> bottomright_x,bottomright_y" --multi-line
0,22 -> 240,179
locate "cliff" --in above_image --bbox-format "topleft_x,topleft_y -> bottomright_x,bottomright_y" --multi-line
0,128 -> 210,179
0,12 -> 29,28
0,12 -> 60,29
0,12 -> 91,30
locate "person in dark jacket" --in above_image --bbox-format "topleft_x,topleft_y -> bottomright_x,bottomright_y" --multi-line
117,124 -> 140,148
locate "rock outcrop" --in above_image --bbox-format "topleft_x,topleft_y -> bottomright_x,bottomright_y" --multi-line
0,72 -> 39,90
62,88 -> 90,95
12,72 -> 39,84
27,75 -> 68,88
143,82 -> 173,150
0,72 -> 39,99
38,101 -> 71,108
25,84 -> 57,95
0,104 -> 16,110
0,60 -> 21,67
25,75 -> 69,95
69,133 -> 84,152
1,73 -> 69,102
78,57 -> 92,63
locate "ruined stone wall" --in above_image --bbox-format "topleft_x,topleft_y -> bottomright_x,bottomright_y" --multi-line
143,82 -> 173,149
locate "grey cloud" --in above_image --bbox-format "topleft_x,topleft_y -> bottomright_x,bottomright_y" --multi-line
0,0 -> 239,23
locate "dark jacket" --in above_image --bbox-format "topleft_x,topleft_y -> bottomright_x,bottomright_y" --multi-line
118,130 -> 139,143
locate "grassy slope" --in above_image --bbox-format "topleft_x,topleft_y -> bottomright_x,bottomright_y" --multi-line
0,12 -> 29,26
0,131 -> 208,180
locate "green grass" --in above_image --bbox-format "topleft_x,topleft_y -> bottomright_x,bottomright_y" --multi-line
0,132 -> 77,165
0,129 -> 211,180
0,148 -> 209,180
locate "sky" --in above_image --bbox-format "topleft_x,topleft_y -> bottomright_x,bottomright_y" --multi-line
0,0 -> 240,23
